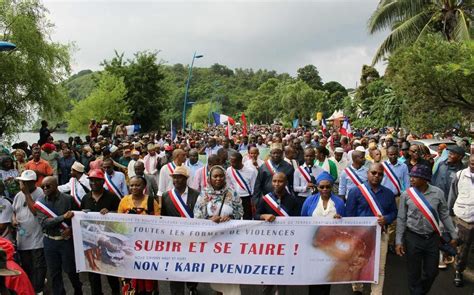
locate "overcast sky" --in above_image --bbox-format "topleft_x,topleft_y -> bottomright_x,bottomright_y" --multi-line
44,0 -> 387,88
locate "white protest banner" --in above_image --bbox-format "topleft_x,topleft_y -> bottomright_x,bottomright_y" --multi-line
72,212 -> 380,285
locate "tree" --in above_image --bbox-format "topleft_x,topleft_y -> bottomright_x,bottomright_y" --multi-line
102,51 -> 167,131
387,36 -> 474,113
368,0 -> 473,64
297,65 -> 323,90
66,72 -> 130,134
187,102 -> 212,127
0,0 -> 71,136
278,80 -> 327,122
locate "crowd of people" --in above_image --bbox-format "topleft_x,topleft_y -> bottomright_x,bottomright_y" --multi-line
0,119 -> 472,295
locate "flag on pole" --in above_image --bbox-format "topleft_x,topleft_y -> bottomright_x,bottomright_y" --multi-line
171,120 -> 177,141
340,117 -> 353,138
241,113 -> 248,136
321,118 -> 327,135
212,112 -> 235,125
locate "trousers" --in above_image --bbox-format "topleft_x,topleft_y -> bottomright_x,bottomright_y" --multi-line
43,237 -> 82,295
19,248 -> 47,293
454,218 -> 474,272
405,230 -> 440,295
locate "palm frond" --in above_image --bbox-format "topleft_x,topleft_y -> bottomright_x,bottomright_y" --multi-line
372,10 -> 434,64
368,0 -> 428,34
452,9 -> 471,41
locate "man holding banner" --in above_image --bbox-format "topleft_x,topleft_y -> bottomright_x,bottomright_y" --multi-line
162,166 -> 199,295
346,163 -> 397,295
35,176 -> 83,295
396,165 -> 458,295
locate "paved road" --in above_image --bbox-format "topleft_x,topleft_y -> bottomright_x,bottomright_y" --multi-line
62,251 -> 474,295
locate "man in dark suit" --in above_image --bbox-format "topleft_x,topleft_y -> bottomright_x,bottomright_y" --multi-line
161,166 -> 199,295
254,143 -> 294,200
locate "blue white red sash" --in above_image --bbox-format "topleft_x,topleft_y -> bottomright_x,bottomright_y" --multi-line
262,193 -> 289,217
168,189 -> 193,218
70,178 -> 81,207
202,167 -> 208,189
358,183 -> 383,216
345,166 -> 363,187
406,187 -> 441,236
298,166 -> 312,184
382,161 -> 401,194
230,168 -> 252,195
104,173 -> 123,199
33,201 -> 69,230
265,160 -> 277,175
167,162 -> 176,174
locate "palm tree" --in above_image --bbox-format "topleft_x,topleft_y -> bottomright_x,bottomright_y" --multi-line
368,0 -> 473,64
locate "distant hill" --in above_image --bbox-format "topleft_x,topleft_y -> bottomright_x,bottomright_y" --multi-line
62,69 -> 99,101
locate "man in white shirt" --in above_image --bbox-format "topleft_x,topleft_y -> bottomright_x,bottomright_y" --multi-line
13,170 -> 47,294
227,152 -> 257,220
58,161 -> 90,208
158,149 -> 188,197
284,146 -> 299,171
244,147 -> 264,172
127,150 -> 141,178
294,148 -> 325,205
143,144 -> 159,183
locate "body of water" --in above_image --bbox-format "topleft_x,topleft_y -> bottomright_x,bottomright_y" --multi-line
7,132 -> 84,146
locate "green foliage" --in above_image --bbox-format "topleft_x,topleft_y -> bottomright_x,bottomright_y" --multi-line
368,0 -> 473,64
62,70 -> 99,101
0,0 -> 71,136
102,51 -> 168,131
388,36 -> 474,113
297,65 -> 323,90
187,102 -> 212,125
66,72 -> 130,134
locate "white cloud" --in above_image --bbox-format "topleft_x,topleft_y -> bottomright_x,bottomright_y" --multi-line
43,0 -> 388,87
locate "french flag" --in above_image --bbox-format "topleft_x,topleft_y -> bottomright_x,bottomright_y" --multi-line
340,117 -> 353,138
212,112 -> 235,125
321,118 -> 327,134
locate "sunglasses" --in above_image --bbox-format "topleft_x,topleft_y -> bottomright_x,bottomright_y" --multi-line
41,185 -> 51,189
370,171 -> 384,176
318,185 -> 332,190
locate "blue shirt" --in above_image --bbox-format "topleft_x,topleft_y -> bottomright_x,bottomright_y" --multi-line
301,193 -> 346,217
346,182 -> 397,225
338,165 -> 368,197
185,159 -> 203,180
381,160 -> 410,195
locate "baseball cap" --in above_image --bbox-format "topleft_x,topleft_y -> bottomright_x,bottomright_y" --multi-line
88,169 -> 105,180
16,170 -> 37,182
447,145 -> 465,156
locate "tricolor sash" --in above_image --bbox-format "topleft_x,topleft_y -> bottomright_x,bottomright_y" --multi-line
230,168 -> 252,195
298,166 -> 312,184
104,173 -> 123,199
265,160 -> 277,175
167,162 -> 176,174
168,189 -> 193,218
202,167 -> 208,189
382,161 -> 402,194
345,166 -> 363,187
70,178 -> 81,207
406,187 -> 441,236
358,183 -> 383,217
33,201 -> 69,230
262,193 -> 289,217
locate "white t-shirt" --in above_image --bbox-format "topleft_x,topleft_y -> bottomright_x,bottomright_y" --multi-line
12,188 -> 45,250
